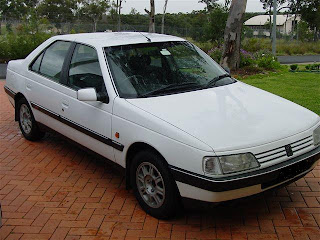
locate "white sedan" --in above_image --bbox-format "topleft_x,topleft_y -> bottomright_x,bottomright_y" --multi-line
4,32 -> 320,219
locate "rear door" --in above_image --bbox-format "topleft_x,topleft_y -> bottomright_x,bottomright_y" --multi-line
25,40 -> 73,131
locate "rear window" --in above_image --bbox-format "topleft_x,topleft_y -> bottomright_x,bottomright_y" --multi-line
30,41 -> 72,83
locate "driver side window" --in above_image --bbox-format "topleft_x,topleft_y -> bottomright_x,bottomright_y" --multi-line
68,44 -> 105,94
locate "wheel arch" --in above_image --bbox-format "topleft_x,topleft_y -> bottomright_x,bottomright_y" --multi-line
125,142 -> 167,190
14,92 -> 27,121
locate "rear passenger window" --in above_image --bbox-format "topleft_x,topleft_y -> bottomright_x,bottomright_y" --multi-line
39,41 -> 72,82
68,44 -> 105,94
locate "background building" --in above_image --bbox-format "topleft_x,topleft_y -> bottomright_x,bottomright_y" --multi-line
245,15 -> 301,37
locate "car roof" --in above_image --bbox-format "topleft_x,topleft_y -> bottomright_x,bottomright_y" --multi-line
50,32 -> 186,48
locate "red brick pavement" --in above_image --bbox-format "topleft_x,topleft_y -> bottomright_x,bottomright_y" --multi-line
0,80 -> 320,240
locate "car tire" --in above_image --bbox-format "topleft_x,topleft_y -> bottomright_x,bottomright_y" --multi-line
17,98 -> 45,141
131,149 -> 181,219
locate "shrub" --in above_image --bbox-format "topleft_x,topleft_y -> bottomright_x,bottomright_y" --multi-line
290,64 -> 298,71
0,32 -> 51,62
240,49 -> 255,68
242,38 -> 271,53
207,46 -> 223,63
310,63 -> 320,71
254,50 -> 281,70
206,47 -> 281,71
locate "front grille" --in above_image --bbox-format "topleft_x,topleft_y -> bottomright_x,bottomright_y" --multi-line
256,136 -> 314,163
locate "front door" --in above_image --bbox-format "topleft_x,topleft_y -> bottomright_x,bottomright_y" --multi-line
57,43 -> 116,161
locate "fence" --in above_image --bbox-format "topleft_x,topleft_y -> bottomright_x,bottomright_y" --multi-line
0,20 -> 192,39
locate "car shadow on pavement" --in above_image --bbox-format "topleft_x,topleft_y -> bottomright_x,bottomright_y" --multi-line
43,129 -> 284,219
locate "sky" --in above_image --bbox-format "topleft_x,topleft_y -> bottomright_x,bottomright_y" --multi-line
121,0 -> 265,14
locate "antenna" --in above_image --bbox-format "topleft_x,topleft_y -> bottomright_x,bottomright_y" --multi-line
122,24 -> 151,42
138,32 -> 152,42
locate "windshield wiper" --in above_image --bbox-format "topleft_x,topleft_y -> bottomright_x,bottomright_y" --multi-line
139,82 -> 201,98
205,74 -> 231,88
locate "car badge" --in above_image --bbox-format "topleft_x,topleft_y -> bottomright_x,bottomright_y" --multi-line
285,144 -> 293,157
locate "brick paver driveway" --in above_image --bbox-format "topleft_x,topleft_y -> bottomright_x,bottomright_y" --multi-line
0,80 -> 320,240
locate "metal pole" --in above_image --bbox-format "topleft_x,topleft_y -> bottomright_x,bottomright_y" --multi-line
272,0 -> 277,55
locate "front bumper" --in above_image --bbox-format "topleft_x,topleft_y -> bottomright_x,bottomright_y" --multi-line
170,146 -> 320,202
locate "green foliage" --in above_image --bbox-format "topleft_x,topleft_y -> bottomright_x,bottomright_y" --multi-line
309,63 -> 320,70
190,40 -> 217,53
242,38 -> 271,53
242,26 -> 254,38
239,49 -> 255,68
204,44 -> 281,71
188,11 -> 209,42
79,0 -> 110,24
204,6 -> 228,43
300,0 -> 320,40
37,0 -> 78,27
241,38 -> 320,55
0,32 -> 51,62
199,0 -> 219,11
297,21 -> 314,42
290,64 -> 298,71
0,15 -> 52,62
207,47 -> 223,62
254,50 -> 281,70
0,0 -> 38,19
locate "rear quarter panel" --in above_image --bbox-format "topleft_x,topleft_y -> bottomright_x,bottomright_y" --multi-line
5,60 -> 27,106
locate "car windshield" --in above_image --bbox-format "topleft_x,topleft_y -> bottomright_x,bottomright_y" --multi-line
105,41 -> 235,98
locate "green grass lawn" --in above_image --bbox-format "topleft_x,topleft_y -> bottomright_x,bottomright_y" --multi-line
240,70 -> 320,115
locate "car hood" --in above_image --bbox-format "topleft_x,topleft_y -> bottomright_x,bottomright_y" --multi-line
126,82 -> 319,152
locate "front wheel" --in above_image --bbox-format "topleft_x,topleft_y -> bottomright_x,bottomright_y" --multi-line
131,149 -> 181,219
17,98 -> 45,141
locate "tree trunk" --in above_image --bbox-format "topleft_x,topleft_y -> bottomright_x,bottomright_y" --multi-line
161,0 -> 169,34
220,0 -> 247,71
93,20 -> 97,32
269,11 -> 272,39
291,14 -> 297,40
117,0 -> 122,32
146,0 -> 155,33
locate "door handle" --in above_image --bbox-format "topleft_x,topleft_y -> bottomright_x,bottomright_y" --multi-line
62,101 -> 69,112
62,102 -> 69,108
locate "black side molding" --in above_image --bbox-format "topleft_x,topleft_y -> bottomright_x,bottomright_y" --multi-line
169,146 -> 320,192
4,86 -> 16,99
30,102 -> 124,152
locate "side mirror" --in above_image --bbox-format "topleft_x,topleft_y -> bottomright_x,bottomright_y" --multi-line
77,88 -> 98,101
97,92 -> 109,104
77,88 -> 109,103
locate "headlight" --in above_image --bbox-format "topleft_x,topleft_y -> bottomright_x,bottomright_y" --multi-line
314,125 -> 320,146
203,153 -> 260,175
